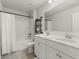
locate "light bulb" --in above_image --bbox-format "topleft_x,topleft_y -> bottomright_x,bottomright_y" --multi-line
48,0 -> 52,3
37,28 -> 39,31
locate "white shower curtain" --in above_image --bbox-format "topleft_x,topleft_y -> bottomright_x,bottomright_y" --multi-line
1,13 -> 16,55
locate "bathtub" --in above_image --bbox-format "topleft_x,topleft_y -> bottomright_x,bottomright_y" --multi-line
15,39 -> 32,51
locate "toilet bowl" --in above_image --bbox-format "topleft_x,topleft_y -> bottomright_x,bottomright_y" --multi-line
27,42 -> 34,53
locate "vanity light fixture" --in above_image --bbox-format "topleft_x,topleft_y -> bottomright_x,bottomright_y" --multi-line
48,0 -> 52,3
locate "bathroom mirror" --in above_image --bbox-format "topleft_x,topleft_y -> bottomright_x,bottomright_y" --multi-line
44,2 -> 79,33
44,11 -> 72,32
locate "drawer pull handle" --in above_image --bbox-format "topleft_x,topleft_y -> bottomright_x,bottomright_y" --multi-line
59,55 -> 62,58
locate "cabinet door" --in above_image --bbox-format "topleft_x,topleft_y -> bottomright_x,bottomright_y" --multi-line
38,42 -> 46,59
47,46 -> 58,59
35,40 -> 39,57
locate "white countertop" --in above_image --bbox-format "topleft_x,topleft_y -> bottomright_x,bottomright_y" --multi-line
35,34 -> 79,50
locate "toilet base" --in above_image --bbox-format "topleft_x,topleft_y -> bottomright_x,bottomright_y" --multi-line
27,42 -> 34,53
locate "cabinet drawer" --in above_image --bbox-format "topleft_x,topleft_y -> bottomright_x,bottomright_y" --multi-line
35,36 -> 46,44
58,51 -> 74,59
47,39 -> 79,59
47,45 -> 74,59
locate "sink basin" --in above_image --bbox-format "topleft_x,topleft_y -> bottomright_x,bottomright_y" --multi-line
56,38 -> 76,43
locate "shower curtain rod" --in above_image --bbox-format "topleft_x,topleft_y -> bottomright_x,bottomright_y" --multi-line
0,10 -> 33,18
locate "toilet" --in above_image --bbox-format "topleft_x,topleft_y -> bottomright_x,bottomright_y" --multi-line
27,42 -> 34,53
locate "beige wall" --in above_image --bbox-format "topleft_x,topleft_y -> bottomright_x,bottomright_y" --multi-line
47,5 -> 79,32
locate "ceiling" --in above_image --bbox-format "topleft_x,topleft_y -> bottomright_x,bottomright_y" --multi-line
45,0 -> 79,16
1,0 -> 47,13
2,0 -> 79,15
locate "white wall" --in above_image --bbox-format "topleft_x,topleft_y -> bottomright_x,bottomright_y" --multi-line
47,5 -> 79,32
15,15 -> 30,41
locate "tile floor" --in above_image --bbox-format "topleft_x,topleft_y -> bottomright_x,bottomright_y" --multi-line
2,50 -> 35,59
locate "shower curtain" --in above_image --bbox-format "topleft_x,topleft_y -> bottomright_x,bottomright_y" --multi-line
1,13 -> 16,55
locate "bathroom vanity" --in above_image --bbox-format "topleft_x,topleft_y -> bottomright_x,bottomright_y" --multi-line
34,34 -> 79,59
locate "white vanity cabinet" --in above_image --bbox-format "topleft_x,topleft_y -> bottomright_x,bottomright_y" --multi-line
35,37 -> 46,59
34,36 -> 78,59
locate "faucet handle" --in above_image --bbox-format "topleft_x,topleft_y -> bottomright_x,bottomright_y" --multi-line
65,34 -> 69,38
65,33 -> 72,39
69,34 -> 73,39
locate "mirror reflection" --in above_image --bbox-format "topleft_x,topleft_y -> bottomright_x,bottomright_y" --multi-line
44,3 -> 79,33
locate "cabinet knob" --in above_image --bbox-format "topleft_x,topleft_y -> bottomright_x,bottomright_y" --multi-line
56,53 -> 59,56
59,55 -> 62,58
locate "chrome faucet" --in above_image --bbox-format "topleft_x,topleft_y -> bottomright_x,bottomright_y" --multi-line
65,33 -> 72,39
46,32 -> 50,35
45,31 -> 50,35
